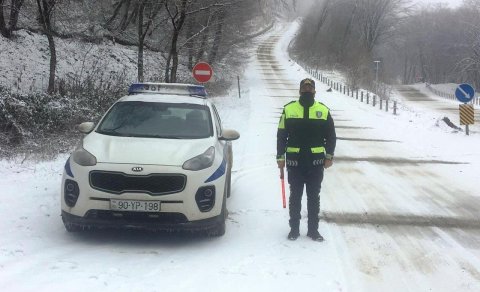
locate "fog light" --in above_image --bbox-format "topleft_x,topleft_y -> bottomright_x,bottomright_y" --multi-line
64,179 -> 80,207
195,186 -> 216,212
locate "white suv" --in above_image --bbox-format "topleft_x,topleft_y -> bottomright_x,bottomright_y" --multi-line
61,83 -> 239,236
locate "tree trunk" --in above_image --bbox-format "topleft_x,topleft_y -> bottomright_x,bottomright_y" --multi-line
0,0 -> 23,38
169,29 -> 180,83
165,53 -> 171,83
137,2 -> 145,82
196,24 -> 209,63
46,32 -> 56,93
165,0 -> 187,83
208,9 -> 225,64
402,53 -> 407,84
36,0 -> 56,94
186,17 -> 194,70
337,0 -> 358,62
0,0 -> 7,37
8,0 -> 24,36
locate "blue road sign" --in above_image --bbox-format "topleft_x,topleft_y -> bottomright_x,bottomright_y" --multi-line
455,83 -> 475,103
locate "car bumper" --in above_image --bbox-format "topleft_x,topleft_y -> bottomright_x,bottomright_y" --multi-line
61,159 -> 227,222
61,210 -> 224,231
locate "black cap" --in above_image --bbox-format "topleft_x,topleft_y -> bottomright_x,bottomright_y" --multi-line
300,78 -> 315,89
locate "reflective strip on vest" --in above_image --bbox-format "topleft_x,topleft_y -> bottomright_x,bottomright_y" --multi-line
286,147 -> 300,153
287,147 -> 324,154
311,147 -> 325,154
278,113 -> 286,129
283,101 -> 329,121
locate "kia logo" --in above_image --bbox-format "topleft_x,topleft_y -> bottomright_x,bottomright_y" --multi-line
132,167 -> 143,172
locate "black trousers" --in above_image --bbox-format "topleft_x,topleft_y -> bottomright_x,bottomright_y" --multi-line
287,166 -> 324,231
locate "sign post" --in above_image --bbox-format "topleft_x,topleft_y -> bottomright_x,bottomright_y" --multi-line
192,62 -> 213,83
455,83 -> 475,135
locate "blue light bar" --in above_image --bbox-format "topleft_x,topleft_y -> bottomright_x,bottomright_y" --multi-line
128,82 -> 207,97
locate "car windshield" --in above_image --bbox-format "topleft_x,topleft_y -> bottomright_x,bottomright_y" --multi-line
96,101 -> 213,139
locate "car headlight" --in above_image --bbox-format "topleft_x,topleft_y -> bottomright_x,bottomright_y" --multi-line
72,145 -> 97,166
182,146 -> 215,171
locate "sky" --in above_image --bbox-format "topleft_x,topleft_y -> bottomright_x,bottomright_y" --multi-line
417,0 -> 464,7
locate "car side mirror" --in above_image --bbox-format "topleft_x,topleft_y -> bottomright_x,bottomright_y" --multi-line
78,122 -> 95,134
219,129 -> 240,141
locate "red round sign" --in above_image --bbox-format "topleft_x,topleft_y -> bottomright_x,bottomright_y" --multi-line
192,62 -> 213,83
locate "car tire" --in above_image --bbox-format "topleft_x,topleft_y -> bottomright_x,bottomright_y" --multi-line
62,216 -> 83,232
226,144 -> 233,198
226,167 -> 232,198
207,189 -> 227,237
63,222 -> 83,232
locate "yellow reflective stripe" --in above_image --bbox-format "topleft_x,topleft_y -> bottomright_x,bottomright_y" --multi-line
286,147 -> 300,153
278,113 -> 285,129
311,147 -> 325,154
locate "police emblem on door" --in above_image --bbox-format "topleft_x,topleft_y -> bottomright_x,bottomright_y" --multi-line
316,111 -> 323,118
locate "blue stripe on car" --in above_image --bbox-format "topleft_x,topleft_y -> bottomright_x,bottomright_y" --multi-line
64,157 -> 74,178
205,158 -> 226,183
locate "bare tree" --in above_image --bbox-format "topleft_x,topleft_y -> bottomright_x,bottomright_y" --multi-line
357,0 -> 408,54
36,0 -> 57,94
163,0 -> 230,83
0,0 -> 24,38
106,0 -> 164,82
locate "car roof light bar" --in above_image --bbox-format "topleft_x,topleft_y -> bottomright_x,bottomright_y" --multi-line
128,82 -> 207,98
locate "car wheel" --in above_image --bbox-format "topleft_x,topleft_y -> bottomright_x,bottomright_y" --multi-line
226,144 -> 233,198
226,167 -> 232,198
62,216 -> 83,232
207,190 -> 227,237
63,222 -> 83,232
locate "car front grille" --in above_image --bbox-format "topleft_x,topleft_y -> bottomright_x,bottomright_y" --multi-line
89,171 -> 186,196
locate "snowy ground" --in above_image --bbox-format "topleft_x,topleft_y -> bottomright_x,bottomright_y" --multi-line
1,22 -> 480,291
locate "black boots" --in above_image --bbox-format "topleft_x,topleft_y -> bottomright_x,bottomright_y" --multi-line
287,229 -> 324,241
287,228 -> 300,240
307,230 -> 324,242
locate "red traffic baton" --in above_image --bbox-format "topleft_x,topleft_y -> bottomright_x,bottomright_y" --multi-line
280,168 -> 286,209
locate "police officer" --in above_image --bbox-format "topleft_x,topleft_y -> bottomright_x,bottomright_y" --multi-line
276,78 -> 336,241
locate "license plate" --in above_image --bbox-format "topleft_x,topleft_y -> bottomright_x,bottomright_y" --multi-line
110,199 -> 161,212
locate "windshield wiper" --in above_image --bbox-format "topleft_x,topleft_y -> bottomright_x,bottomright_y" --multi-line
142,134 -> 183,139
97,128 -> 134,137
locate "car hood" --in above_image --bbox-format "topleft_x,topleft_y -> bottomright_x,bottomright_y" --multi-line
83,132 -> 214,166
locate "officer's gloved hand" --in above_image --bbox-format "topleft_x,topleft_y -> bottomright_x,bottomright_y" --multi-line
324,159 -> 333,169
276,155 -> 285,169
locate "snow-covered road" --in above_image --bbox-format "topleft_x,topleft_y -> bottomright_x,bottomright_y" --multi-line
2,22 -> 480,291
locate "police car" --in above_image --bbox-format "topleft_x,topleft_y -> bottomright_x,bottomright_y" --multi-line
61,83 -> 239,236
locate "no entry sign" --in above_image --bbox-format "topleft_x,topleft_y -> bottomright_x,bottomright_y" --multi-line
193,62 -> 213,83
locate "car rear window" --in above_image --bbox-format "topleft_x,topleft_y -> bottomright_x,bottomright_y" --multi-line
96,101 -> 213,139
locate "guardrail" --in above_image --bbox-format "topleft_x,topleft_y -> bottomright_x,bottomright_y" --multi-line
426,83 -> 480,106
302,66 -> 398,115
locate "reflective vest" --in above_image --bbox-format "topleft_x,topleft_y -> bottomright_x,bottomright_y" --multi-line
278,100 -> 330,167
